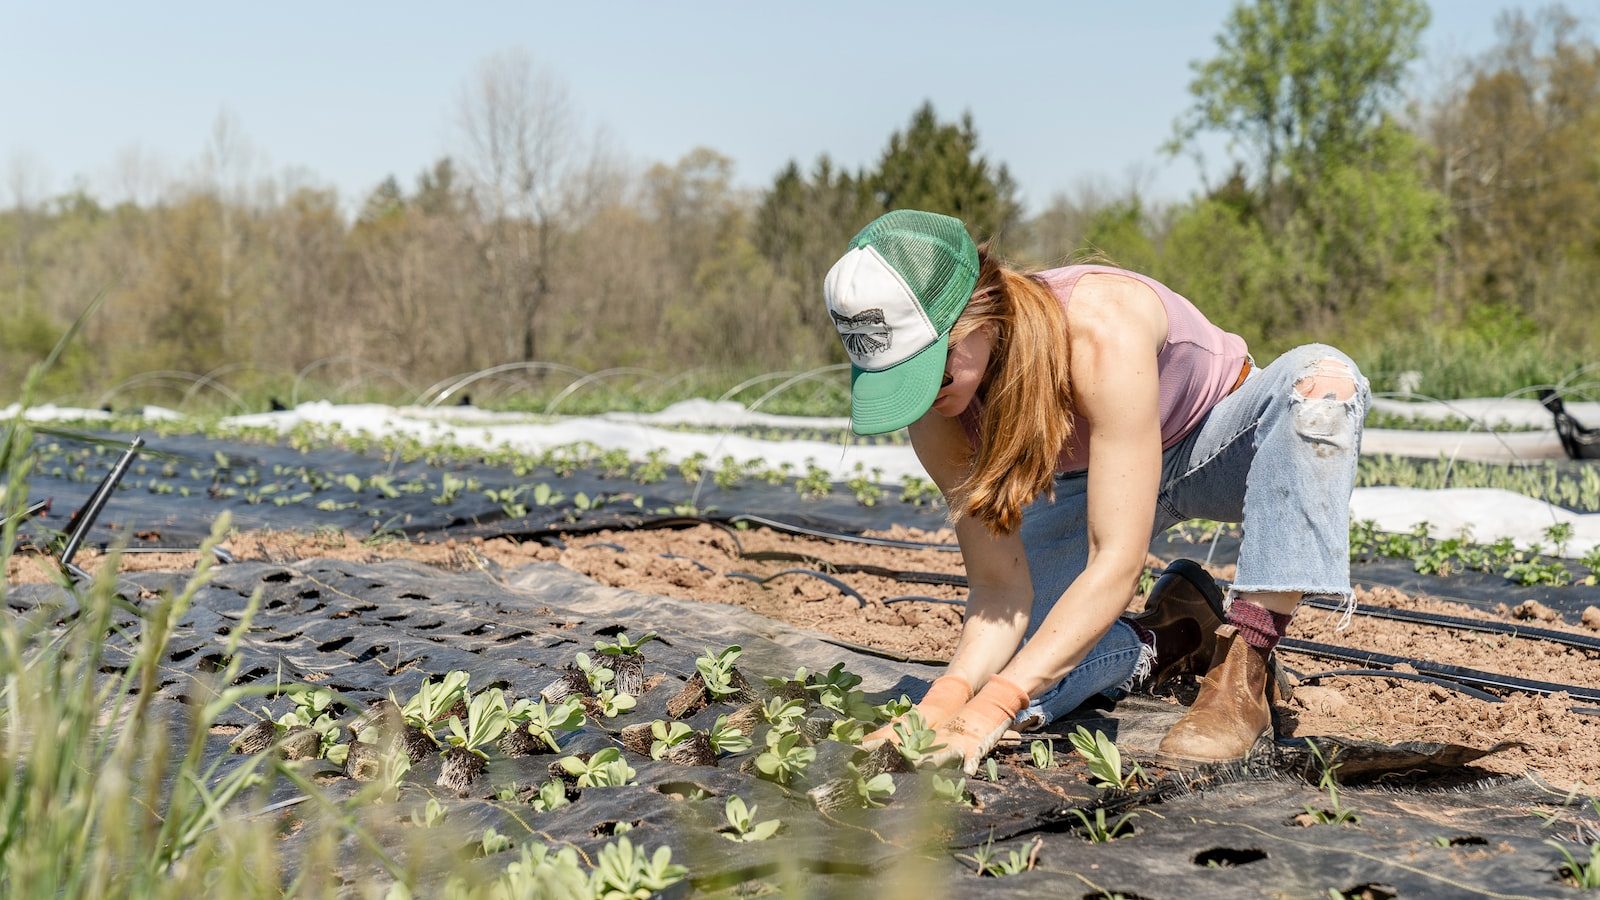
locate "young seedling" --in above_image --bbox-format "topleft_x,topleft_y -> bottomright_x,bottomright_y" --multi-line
489,843 -> 592,898
530,779 -> 572,813
931,772 -> 973,806
480,827 -> 513,856
484,485 -> 528,518
762,667 -> 812,701
959,833 -> 1043,877
1068,807 -> 1137,843
505,696 -> 585,755
760,697 -> 808,727
722,796 -> 782,842
754,727 -> 816,786
261,686 -> 343,761
846,464 -> 884,507
437,689 -> 510,795
1069,726 -> 1145,790
591,837 -> 688,899
393,677 -> 463,761
1298,740 -> 1360,826
432,473 -> 466,505
409,797 -> 447,828
594,631 -> 659,656
829,718 -> 867,745
594,689 -> 636,718
401,671 -> 470,731
807,663 -> 874,719
696,645 -> 745,700
985,758 -> 1001,783
873,694 -> 915,724
707,714 -> 752,755
891,712 -> 946,768
796,464 -> 832,500
650,721 -> 695,759
900,474 -> 944,504
850,761 -> 896,809
574,652 -> 617,695
1030,739 -> 1057,770
558,747 -> 638,788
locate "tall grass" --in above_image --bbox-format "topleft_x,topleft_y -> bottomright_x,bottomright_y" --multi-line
0,321 -> 414,897
1347,330 -> 1597,400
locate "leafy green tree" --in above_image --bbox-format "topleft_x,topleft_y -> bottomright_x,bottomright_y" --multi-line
1165,0 -> 1442,350
1425,6 -> 1600,347
1174,0 -> 1430,222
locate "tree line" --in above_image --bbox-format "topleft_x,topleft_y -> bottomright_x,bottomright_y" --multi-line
3,1 -> 1597,407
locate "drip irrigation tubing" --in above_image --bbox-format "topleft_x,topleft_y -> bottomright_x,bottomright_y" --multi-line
1277,638 -> 1600,703
739,551 -> 967,586
1287,666 -> 1505,704
880,594 -> 965,607
725,514 -> 959,551
724,569 -> 867,608
1301,595 -> 1600,654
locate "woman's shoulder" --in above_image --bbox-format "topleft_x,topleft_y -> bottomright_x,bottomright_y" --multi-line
1052,267 -> 1170,353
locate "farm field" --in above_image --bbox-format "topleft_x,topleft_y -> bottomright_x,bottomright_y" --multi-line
5,404 -> 1600,897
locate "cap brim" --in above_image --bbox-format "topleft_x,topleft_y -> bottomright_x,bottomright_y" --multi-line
849,332 -> 948,435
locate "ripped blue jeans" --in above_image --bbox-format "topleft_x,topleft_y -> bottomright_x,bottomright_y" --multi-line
1012,343 -> 1372,729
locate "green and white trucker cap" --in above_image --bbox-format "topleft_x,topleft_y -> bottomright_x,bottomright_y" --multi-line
825,210 -> 980,435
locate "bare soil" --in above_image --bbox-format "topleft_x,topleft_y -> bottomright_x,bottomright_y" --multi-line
10,524 -> 1599,789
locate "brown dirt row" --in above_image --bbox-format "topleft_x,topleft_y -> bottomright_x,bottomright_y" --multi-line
8,524 -> 1600,789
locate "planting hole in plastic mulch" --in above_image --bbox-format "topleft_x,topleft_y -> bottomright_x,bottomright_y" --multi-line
1337,885 -> 1398,900
1192,847 -> 1268,868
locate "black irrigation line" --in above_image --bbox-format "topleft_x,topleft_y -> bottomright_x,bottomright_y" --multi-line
724,569 -> 868,608
1278,638 -> 1600,704
741,551 -> 968,586
880,594 -> 966,607
725,514 -> 960,552
1285,665 -> 1505,704
1302,594 -> 1600,654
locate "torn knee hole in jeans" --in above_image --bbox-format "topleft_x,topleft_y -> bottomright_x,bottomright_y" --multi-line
1291,359 -> 1359,455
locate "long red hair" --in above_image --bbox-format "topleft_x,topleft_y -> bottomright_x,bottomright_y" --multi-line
946,247 -> 1075,534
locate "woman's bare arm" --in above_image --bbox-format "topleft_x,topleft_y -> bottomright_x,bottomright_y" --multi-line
907,411 -> 1035,693
992,276 -> 1166,697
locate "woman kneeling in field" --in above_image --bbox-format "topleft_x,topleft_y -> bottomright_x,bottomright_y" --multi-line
827,210 -> 1370,773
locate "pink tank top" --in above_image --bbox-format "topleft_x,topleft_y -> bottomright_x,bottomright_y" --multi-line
959,265 -> 1248,474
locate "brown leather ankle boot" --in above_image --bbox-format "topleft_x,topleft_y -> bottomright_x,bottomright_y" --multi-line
1154,624 -> 1273,767
1129,559 -> 1227,690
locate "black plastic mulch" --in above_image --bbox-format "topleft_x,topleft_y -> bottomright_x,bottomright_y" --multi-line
20,430 -> 1600,622
7,559 -> 1594,898
17,430 -> 953,549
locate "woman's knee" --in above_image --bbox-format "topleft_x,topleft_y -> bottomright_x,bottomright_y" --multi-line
1291,346 -> 1367,402
1271,344 -> 1370,455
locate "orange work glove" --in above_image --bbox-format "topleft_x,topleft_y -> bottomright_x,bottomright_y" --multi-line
925,674 -> 1031,775
859,675 -> 972,750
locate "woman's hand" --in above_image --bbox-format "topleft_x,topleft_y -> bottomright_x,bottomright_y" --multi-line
922,674 -> 1031,774
859,675 -> 971,750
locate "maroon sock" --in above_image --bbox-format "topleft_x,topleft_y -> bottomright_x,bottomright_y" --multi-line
1226,600 -> 1293,650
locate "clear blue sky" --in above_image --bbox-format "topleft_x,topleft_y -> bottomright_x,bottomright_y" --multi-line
2,1 -> 1583,213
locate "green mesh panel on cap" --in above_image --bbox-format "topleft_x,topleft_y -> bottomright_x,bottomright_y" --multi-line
848,210 -> 978,335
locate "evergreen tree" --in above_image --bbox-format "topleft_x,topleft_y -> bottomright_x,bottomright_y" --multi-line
872,102 -> 1021,241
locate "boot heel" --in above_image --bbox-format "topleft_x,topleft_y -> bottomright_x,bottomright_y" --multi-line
1267,653 -> 1293,704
